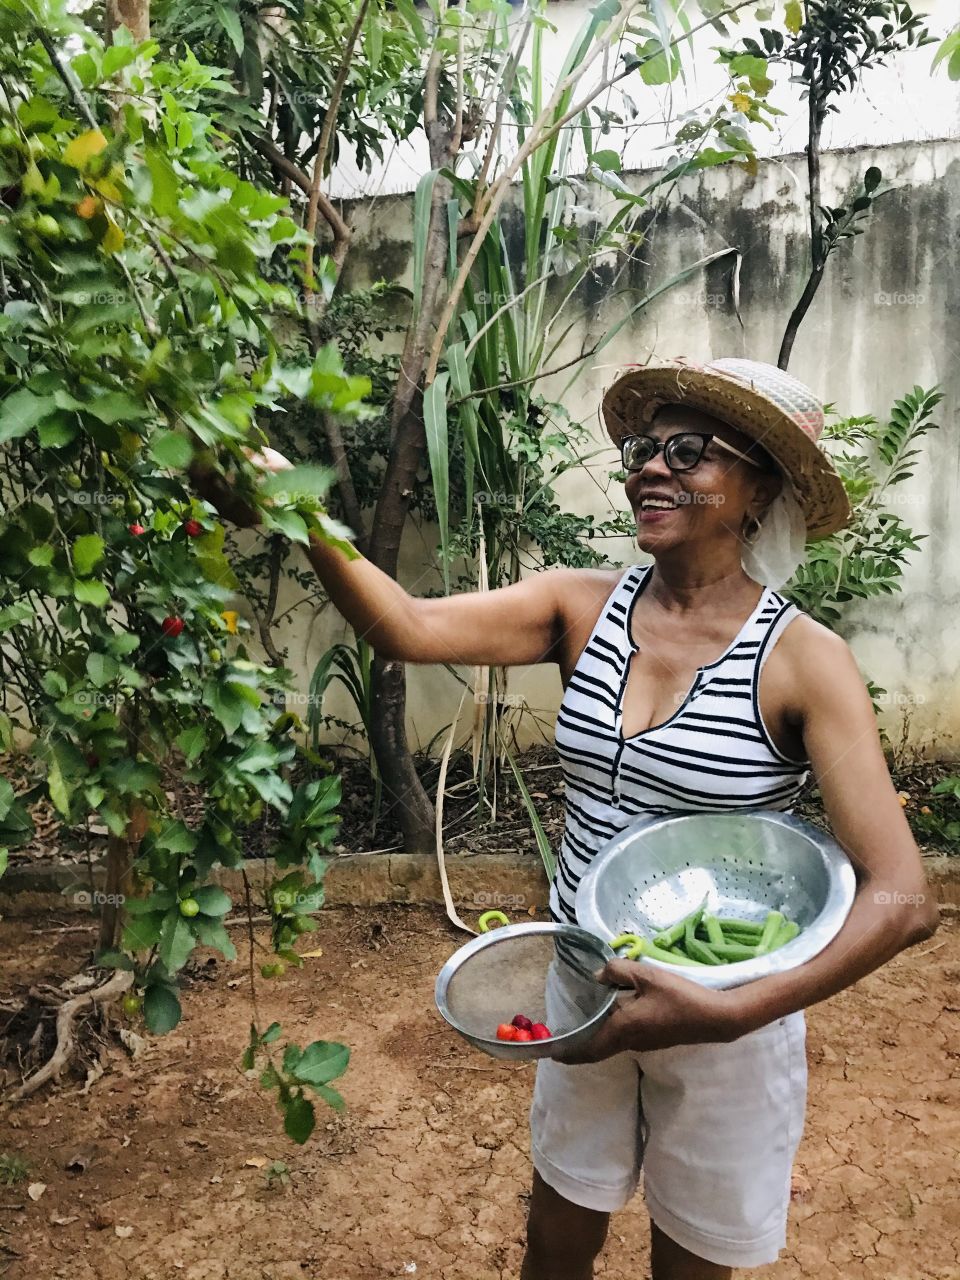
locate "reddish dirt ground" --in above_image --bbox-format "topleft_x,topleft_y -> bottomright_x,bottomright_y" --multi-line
0,906 -> 957,1280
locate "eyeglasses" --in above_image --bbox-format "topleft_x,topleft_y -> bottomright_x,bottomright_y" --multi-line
619,431 -> 765,474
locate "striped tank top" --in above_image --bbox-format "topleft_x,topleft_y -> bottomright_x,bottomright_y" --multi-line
550,563 -> 811,924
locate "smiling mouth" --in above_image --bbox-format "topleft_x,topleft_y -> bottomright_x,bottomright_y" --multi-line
638,497 -> 679,511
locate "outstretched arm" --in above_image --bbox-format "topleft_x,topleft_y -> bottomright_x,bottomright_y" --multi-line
192,446 -> 579,670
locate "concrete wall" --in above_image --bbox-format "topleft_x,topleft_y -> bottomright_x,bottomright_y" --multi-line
265,136 -> 960,762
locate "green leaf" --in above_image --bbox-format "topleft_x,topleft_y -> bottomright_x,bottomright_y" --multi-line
28,544 -> 54,567
154,820 -> 197,853
94,949 -> 135,971
259,465 -> 335,504
73,534 -> 105,576
122,909 -> 167,951
157,910 -> 196,974
192,885 -> 231,916
262,507 -> 309,544
74,578 -> 110,607
87,391 -> 149,424
311,1083 -> 345,1112
0,389 -> 53,442
191,915 -> 236,960
0,602 -> 34,633
102,44 -> 135,76
290,1040 -> 350,1087
215,4 -> 246,56
261,1022 -> 282,1044
423,372 -> 450,592
143,984 -> 182,1035
145,146 -> 178,218
149,431 -> 194,469
282,1091 -> 316,1144
86,652 -> 119,687
176,725 -> 206,762
47,754 -> 72,816
784,0 -> 803,34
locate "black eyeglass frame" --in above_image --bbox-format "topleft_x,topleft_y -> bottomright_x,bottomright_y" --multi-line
619,431 -> 764,474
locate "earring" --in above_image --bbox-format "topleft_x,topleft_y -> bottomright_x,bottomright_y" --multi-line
742,515 -> 762,545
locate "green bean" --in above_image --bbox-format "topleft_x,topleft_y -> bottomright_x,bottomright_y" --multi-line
642,938 -> 709,967
684,916 -> 723,964
702,913 -> 725,947
654,897 -> 708,949
717,917 -> 765,937
754,911 -> 786,956
707,940 -> 761,962
609,933 -> 645,960
771,919 -> 800,950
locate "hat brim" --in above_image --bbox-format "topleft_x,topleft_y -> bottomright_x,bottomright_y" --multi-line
601,364 -> 852,540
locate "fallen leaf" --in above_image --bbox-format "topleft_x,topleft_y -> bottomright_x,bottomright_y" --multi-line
50,1215 -> 78,1227
119,1028 -> 146,1059
27,1183 -> 47,1201
243,1157 -> 268,1169
114,1225 -> 134,1239
300,947 -> 324,958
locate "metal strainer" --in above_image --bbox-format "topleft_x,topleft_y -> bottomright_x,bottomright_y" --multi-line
576,810 -> 856,990
435,922 -> 618,1060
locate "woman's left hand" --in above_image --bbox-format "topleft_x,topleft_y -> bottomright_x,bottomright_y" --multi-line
552,959 -> 746,1064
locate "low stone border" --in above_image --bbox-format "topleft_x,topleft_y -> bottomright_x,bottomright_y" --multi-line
1,851 -> 957,916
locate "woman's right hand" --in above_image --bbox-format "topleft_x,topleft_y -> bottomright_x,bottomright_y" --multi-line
189,446 -> 294,528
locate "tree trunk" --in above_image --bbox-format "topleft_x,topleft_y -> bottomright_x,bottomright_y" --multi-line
104,0 -> 149,43
364,153 -> 455,853
98,801 -> 149,951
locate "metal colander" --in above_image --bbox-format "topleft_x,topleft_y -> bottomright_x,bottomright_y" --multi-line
435,922 -> 618,1060
576,810 -> 856,990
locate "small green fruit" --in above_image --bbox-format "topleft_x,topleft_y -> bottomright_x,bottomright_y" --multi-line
125,498 -> 143,518
121,993 -> 142,1017
34,213 -> 60,240
64,471 -> 83,490
178,897 -> 200,918
207,647 -> 222,663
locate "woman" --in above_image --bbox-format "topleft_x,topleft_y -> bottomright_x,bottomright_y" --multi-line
199,356 -> 937,1279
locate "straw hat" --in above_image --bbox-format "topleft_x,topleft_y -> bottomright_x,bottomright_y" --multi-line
600,356 -> 852,539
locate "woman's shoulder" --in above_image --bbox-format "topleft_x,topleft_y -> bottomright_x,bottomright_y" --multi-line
769,608 -> 859,701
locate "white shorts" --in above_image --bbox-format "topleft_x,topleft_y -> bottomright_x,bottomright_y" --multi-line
529,960 -> 807,1269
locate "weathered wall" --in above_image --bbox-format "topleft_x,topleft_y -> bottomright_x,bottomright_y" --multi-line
268,137 -> 960,761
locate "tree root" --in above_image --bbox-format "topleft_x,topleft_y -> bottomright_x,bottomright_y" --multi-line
4,970 -> 133,1103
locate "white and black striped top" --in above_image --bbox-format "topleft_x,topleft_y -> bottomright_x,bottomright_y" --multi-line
550,563 -> 811,925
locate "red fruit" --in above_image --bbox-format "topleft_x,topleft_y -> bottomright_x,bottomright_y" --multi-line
183,519 -> 203,537
495,1023 -> 518,1042
128,522 -> 145,536
530,1023 -> 552,1041
513,1028 -> 534,1043
511,1013 -> 533,1032
161,615 -> 184,638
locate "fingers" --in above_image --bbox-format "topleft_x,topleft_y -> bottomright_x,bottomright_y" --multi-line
599,958 -> 648,990
553,1009 -> 626,1065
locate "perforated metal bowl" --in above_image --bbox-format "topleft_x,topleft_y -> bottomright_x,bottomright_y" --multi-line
435,922 -> 618,1060
576,811 -> 856,989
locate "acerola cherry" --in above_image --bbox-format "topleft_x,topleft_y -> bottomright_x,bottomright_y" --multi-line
161,615 -> 184,638
530,1023 -> 552,1040
513,1028 -> 534,1043
183,519 -> 203,537
128,523 -> 145,536
511,1013 -> 533,1032
495,1023 -> 518,1042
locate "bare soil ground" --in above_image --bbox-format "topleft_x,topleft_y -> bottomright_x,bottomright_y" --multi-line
0,906 -> 957,1280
